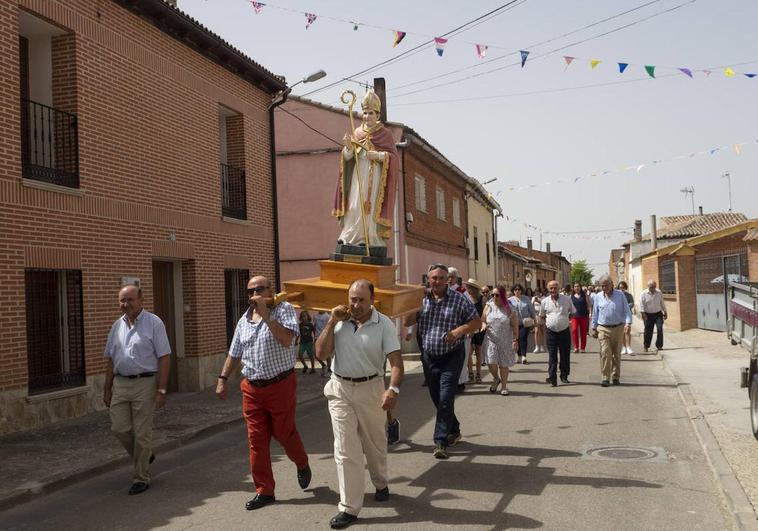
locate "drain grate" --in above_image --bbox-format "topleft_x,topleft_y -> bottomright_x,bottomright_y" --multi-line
581,444 -> 667,463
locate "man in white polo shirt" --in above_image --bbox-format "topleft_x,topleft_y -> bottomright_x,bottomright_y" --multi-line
103,283 -> 171,495
316,279 -> 403,530
640,279 -> 668,353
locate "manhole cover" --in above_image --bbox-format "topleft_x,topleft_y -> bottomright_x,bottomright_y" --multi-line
581,444 -> 667,463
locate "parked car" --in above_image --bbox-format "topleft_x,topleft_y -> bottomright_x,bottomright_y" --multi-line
729,282 -> 758,439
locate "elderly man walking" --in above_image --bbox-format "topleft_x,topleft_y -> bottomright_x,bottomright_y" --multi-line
404,264 -> 481,459
640,280 -> 668,353
591,275 -> 632,387
103,284 -> 171,495
540,280 -> 576,386
216,275 -> 311,511
316,279 -> 404,529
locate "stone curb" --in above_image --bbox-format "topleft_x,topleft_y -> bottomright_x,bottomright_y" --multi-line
0,391 -> 326,512
660,353 -> 757,530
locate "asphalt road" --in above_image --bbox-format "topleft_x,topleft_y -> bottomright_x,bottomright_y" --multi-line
2,338 -> 733,530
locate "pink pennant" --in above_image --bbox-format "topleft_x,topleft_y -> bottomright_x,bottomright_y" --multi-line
251,1 -> 264,14
305,13 -> 317,29
475,44 -> 488,59
563,56 -> 575,70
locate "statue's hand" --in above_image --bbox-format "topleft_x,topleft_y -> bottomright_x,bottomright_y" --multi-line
342,133 -> 353,151
366,150 -> 385,161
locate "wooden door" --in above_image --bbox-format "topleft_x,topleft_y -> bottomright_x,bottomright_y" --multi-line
152,261 -> 178,392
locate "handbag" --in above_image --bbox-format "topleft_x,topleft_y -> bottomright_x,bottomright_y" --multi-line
522,317 -> 535,328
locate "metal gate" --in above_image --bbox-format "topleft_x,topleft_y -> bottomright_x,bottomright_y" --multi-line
695,252 -> 748,331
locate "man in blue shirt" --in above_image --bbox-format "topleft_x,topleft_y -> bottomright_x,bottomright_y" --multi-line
591,275 -> 632,387
404,264 -> 481,459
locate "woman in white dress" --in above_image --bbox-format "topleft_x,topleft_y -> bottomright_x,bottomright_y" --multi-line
482,286 -> 520,396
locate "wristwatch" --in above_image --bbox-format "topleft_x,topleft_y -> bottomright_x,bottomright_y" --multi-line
157,389 -> 167,395
388,385 -> 400,395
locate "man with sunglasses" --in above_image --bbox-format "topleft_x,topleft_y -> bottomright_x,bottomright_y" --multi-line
404,264 -> 481,459
216,276 -> 311,511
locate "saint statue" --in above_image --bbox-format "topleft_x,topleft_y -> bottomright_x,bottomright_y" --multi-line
332,91 -> 398,248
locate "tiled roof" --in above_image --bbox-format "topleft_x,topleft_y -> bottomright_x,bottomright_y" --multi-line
744,228 -> 758,241
656,212 -> 747,238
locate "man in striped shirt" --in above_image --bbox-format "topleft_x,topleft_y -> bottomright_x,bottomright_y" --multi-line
216,275 -> 311,511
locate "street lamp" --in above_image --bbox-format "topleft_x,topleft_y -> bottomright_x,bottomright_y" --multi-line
269,69 -> 327,290
480,177 -> 497,186
722,171 -> 732,212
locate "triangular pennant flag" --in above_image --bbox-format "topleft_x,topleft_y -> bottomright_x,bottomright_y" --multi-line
703,69 -> 712,77
745,73 -> 757,78
644,65 -> 656,78
434,37 -> 448,57
392,30 -> 406,48
563,56 -> 575,69
475,44 -> 488,59
709,148 -> 720,155
520,50 -> 530,68
351,21 -> 359,31
679,68 -> 693,78
305,13 -> 317,29
735,143 -> 743,154
618,62 -> 628,73
724,67 -> 735,77
251,1 -> 265,14
636,164 -> 645,172
590,59 -> 601,69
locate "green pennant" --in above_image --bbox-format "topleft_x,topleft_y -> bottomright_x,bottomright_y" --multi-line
645,65 -> 656,78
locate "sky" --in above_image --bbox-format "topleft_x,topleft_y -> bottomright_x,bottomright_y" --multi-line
179,0 -> 758,276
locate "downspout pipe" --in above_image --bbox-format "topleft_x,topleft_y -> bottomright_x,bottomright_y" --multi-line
268,89 -> 289,292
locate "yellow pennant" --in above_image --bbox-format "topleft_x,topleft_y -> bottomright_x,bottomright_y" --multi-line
590,59 -> 601,69
724,67 -> 736,77
735,143 -> 743,154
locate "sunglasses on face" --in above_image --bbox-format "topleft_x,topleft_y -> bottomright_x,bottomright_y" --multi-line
247,286 -> 268,295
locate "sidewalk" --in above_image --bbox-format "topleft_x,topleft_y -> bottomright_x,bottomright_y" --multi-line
633,320 -> 758,522
0,359 -> 418,511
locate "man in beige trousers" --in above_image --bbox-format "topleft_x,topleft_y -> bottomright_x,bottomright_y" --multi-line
590,275 -> 632,387
316,279 -> 404,530
103,284 -> 171,495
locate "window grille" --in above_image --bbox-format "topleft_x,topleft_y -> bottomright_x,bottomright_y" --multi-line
660,260 -> 676,294
225,269 -> 250,347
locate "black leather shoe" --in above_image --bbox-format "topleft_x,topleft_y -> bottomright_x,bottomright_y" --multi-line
128,482 -> 149,495
297,465 -> 312,489
245,494 -> 275,510
560,376 -> 569,384
374,486 -> 390,501
601,380 -> 610,387
545,377 -> 557,387
149,453 -> 155,465
612,379 -> 620,385
330,511 -> 358,529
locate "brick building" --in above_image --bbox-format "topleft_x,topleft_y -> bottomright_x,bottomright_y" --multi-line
640,219 -> 758,332
1,0 -> 285,433
498,239 -> 571,292
275,96 -> 472,287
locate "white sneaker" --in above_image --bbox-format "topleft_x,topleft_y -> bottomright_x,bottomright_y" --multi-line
533,347 -> 540,353
621,346 -> 628,355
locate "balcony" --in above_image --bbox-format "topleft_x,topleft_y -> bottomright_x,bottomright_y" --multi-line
21,99 -> 79,188
221,163 -> 247,220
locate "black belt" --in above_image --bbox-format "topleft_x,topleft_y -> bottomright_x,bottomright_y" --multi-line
334,372 -> 379,383
117,372 -> 155,379
249,368 -> 293,388
601,323 -> 624,328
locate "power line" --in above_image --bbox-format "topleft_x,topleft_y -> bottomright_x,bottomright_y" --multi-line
390,0 -> 698,99
392,0 -> 669,92
545,227 -> 633,234
277,107 -> 342,146
301,0 -> 529,98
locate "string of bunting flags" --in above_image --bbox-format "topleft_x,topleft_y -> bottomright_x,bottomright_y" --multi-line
246,1 -> 756,77
499,216 -> 632,240
494,138 -> 758,196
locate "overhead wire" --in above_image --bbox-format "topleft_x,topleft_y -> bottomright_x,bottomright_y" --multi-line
301,0 -> 529,98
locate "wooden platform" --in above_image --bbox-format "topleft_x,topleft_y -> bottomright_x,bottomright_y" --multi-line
283,260 -> 424,318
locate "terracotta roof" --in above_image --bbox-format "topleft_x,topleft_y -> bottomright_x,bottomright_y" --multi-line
744,228 -> 758,241
656,212 -> 747,238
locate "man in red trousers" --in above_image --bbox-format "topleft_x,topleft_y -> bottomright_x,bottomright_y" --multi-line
216,275 -> 311,510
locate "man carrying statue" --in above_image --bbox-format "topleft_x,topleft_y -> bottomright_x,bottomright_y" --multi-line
332,91 -> 399,251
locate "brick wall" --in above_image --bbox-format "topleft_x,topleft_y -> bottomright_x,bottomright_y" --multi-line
1,1 -> 278,432
749,242 -> 758,282
403,146 -> 466,259
675,254 -> 697,330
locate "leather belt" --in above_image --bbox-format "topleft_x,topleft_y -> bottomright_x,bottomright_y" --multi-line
334,373 -> 379,383
600,323 -> 624,328
117,372 -> 155,379
249,368 -> 294,388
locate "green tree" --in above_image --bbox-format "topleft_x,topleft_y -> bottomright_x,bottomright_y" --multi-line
570,260 -> 594,286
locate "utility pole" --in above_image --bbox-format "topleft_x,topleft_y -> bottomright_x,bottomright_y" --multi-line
722,171 -> 732,212
680,186 -> 695,214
